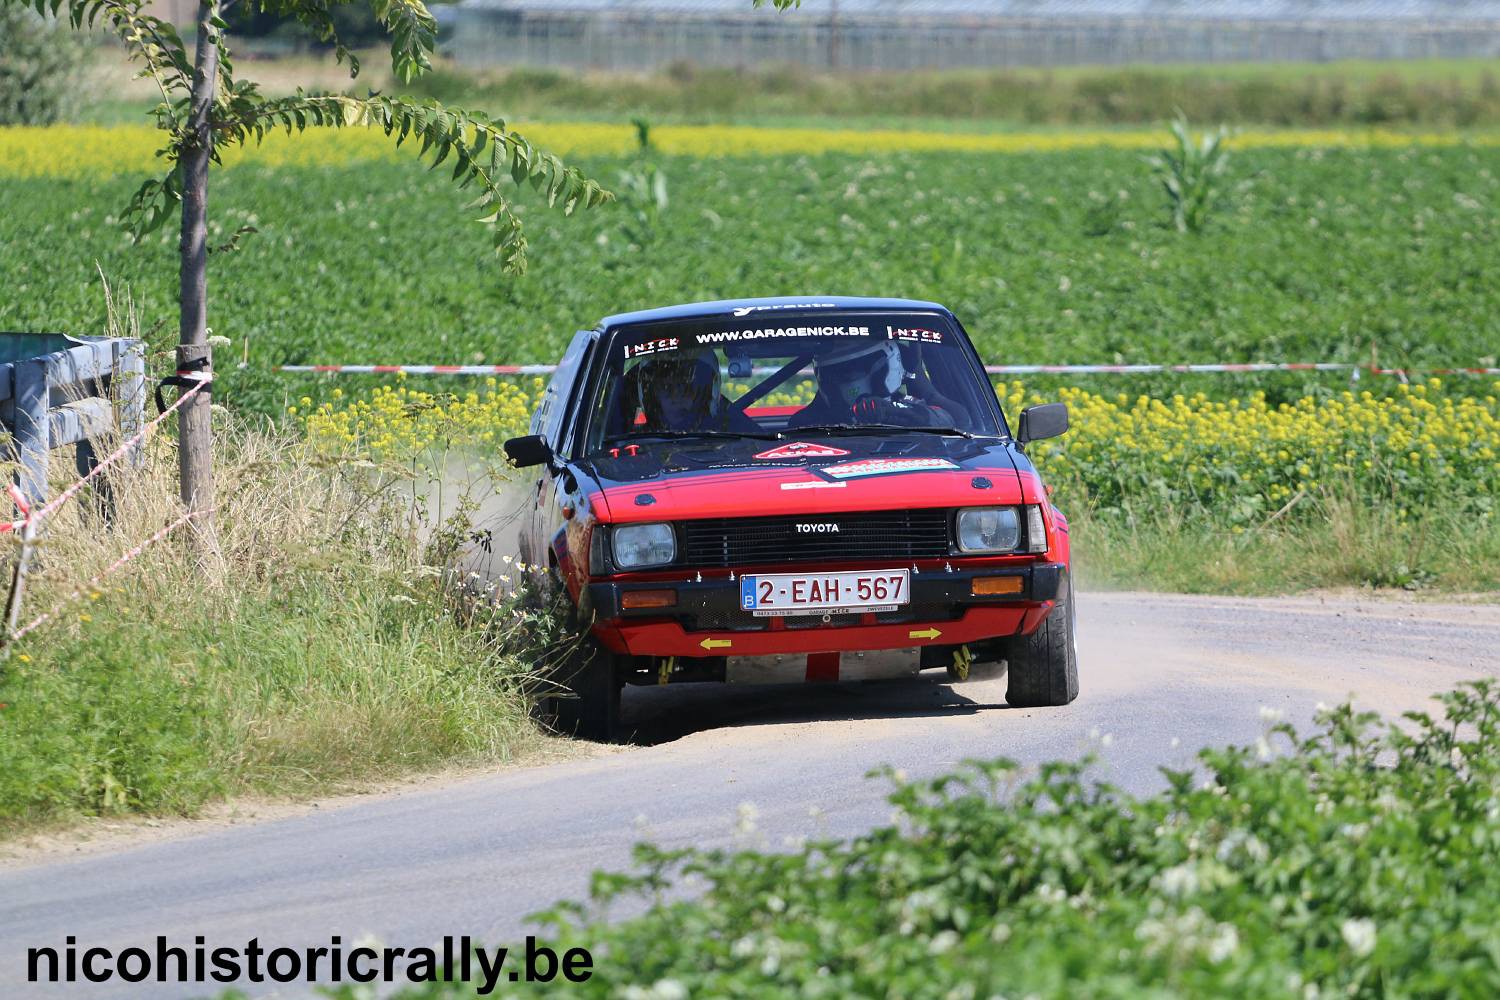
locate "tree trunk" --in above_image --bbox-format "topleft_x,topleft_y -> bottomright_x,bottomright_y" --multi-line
177,0 -> 220,515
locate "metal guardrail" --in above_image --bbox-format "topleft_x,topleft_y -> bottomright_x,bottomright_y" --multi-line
0,333 -> 146,507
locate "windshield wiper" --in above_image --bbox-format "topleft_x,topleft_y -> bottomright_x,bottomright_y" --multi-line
604,429 -> 778,445
779,423 -> 895,437
891,426 -> 979,439
784,423 -> 977,439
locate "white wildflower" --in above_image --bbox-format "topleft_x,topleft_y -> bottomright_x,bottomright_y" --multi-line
1157,863 -> 1199,899
928,930 -> 960,955
650,979 -> 688,1000
1034,883 -> 1068,905
1258,705 -> 1285,724
1341,918 -> 1377,957
1206,923 -> 1239,963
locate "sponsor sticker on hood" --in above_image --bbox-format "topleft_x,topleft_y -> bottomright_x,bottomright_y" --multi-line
819,457 -> 960,480
754,441 -> 852,460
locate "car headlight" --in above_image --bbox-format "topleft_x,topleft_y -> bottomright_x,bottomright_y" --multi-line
612,523 -> 676,569
956,507 -> 1022,553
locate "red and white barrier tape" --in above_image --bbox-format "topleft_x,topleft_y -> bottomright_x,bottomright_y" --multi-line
276,362 -> 1500,378
10,508 -> 208,642
4,373 -> 210,644
0,484 -> 30,535
30,374 -> 209,530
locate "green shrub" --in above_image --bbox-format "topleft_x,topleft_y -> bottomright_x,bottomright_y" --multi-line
0,7 -> 91,125
337,681 -> 1500,997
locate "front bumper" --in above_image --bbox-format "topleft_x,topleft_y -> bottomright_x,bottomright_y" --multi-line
587,563 -> 1063,659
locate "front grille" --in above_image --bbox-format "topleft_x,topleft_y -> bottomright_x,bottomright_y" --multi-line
686,601 -> 963,633
680,508 -> 951,569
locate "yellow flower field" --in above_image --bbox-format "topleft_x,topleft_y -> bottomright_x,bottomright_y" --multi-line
4,122 -> 1498,180
304,377 -> 1500,525
1015,380 -> 1500,521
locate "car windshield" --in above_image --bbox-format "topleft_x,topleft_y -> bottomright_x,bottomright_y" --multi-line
581,312 -> 1003,453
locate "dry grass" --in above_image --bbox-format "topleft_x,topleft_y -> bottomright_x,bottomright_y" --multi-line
0,295 -> 544,838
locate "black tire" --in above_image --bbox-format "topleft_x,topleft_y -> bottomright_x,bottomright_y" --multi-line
1003,572 -> 1080,708
547,634 -> 623,742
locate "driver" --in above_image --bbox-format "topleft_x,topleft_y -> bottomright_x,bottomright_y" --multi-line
789,339 -> 954,429
632,348 -> 759,434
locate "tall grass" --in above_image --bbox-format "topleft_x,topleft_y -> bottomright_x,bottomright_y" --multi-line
0,326 -> 543,836
1073,492 -> 1500,595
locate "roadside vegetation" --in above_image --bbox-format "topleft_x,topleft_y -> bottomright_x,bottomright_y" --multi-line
0,376 -> 545,839
308,681 -> 1500,998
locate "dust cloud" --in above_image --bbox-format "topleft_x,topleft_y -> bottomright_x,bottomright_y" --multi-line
411,452 -> 534,599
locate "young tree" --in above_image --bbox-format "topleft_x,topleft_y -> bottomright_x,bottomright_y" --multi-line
7,0 -> 800,518
6,0 -> 611,517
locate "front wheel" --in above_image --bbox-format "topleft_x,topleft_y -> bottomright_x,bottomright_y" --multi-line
546,633 -> 624,742
1002,572 -> 1079,708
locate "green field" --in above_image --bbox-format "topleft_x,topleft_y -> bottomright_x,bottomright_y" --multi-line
3,143 -> 1498,415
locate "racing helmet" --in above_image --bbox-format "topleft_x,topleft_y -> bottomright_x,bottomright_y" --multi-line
815,340 -> 904,407
634,348 -> 722,429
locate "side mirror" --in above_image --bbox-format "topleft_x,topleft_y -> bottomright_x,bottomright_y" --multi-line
1017,402 -> 1069,445
504,434 -> 553,469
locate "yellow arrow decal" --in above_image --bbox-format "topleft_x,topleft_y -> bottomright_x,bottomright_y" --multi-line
700,637 -> 733,650
909,627 -> 943,640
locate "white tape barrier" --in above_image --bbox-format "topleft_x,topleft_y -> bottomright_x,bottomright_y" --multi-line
4,375 -> 212,644
11,509 -> 207,642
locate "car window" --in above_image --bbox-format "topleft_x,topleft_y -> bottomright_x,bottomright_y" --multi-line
536,330 -> 594,450
580,313 -> 1001,453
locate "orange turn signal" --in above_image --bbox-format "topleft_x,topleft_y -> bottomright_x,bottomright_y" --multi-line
971,576 -> 1025,596
621,589 -> 678,610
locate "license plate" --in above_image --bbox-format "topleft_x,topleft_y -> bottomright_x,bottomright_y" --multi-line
740,569 -> 910,617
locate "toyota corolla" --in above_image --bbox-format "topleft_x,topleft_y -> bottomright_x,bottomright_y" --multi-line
505,296 -> 1076,740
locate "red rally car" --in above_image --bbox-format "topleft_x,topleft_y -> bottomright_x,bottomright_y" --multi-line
505,297 -> 1077,740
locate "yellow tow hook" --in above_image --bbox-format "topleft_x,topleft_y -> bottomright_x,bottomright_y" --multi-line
658,656 -> 675,686
946,645 -> 973,682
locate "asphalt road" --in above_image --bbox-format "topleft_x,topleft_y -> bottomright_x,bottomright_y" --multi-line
4,591 -> 1498,998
